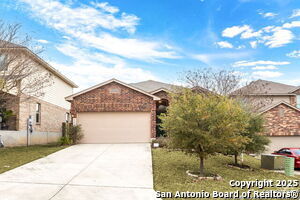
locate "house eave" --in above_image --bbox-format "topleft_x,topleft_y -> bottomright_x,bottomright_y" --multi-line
65,78 -> 161,101
259,101 -> 300,115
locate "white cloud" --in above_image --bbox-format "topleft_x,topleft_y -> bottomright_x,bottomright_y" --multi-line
291,9 -> 300,18
37,39 -> 49,44
20,0 -> 139,33
216,41 -> 233,48
249,41 -> 257,48
287,50 -> 300,58
252,71 -> 283,78
236,45 -> 245,49
252,65 -> 278,70
262,26 -> 275,33
241,28 -> 262,39
222,22 -> 296,48
71,32 -> 179,61
282,21 -> 300,28
222,25 -> 251,38
259,12 -> 277,18
18,0 -> 178,61
233,60 -> 290,67
91,2 -> 119,14
52,43 -> 158,90
263,28 -> 294,48
193,51 -> 252,65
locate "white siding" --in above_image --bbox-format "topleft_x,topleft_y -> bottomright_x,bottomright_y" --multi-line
40,75 -> 73,109
20,58 -> 73,109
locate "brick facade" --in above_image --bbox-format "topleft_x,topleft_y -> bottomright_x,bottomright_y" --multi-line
70,82 -> 157,137
18,96 -> 68,132
263,103 -> 300,136
152,90 -> 169,100
2,94 -> 68,132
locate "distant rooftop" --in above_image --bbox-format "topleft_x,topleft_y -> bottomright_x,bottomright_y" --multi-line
131,80 -> 179,93
233,79 -> 297,95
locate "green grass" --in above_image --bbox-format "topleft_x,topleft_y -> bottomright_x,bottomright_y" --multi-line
0,144 -> 66,174
152,148 -> 300,199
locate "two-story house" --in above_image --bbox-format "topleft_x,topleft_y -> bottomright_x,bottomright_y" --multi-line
233,79 -> 300,153
0,41 -> 77,146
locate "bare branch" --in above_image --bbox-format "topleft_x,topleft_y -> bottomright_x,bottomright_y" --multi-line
0,21 -> 53,108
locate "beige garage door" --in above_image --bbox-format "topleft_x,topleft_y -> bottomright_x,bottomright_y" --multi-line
77,112 -> 151,143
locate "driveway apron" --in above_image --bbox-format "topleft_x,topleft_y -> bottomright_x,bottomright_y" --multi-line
0,144 -> 158,200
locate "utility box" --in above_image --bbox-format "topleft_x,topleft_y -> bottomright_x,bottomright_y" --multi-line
284,157 -> 294,176
261,154 -> 284,170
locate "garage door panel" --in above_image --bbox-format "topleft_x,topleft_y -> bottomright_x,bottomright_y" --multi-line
77,112 -> 151,143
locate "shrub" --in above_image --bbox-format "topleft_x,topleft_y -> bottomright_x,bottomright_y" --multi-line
60,135 -> 72,145
69,125 -> 84,144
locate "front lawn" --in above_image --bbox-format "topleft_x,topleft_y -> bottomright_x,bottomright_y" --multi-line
0,144 -> 66,174
153,148 -> 300,199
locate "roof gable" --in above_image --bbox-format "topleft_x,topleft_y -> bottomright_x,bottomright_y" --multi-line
0,41 -> 78,88
150,88 -> 170,94
259,101 -> 300,114
66,79 -> 161,101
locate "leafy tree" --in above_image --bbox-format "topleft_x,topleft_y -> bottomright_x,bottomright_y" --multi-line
227,113 -> 270,165
160,89 -> 250,176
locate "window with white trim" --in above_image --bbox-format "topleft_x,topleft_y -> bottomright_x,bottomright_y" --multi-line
297,95 -> 300,108
36,103 -> 41,124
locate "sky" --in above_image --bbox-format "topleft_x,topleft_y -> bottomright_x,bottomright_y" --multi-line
0,0 -> 300,90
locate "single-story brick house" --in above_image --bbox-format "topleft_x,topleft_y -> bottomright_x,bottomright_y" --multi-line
66,79 -> 175,143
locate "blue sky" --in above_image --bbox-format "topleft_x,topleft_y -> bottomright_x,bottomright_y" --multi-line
1,0 -> 300,90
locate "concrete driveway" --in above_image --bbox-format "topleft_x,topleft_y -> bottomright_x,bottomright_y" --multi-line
0,144 -> 158,200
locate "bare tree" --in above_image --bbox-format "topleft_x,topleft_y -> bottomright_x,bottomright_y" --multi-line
0,21 -> 53,108
181,68 -> 273,113
182,68 -> 241,95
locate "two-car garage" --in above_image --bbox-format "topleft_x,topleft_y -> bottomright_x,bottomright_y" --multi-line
77,112 -> 152,143
66,79 -> 159,144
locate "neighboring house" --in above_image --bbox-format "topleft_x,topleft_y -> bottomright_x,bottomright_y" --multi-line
232,79 -> 300,153
0,42 -> 78,146
66,79 -> 178,143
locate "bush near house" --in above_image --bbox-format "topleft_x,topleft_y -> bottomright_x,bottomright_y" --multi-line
61,123 -> 83,145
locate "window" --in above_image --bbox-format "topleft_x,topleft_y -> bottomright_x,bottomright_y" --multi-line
65,112 -> 70,123
278,107 -> 284,118
297,95 -> 300,108
35,103 -> 41,124
0,55 -> 8,71
108,87 -> 121,94
278,148 -> 292,155
293,149 -> 300,156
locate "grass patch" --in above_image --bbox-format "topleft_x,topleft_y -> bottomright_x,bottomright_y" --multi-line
0,144 -> 67,174
153,148 -> 300,199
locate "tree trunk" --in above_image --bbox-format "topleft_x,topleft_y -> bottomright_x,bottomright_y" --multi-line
234,154 -> 238,165
199,156 -> 204,176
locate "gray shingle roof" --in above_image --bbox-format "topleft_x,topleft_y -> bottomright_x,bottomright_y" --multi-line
233,79 -> 297,95
130,80 -> 179,93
